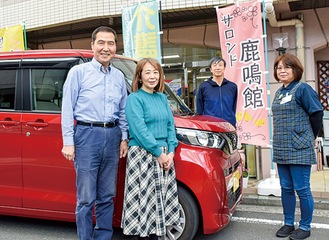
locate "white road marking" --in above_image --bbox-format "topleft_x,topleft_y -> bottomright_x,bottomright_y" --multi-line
231,216 -> 329,230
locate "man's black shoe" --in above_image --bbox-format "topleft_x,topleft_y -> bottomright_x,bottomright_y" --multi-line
276,225 -> 295,237
289,228 -> 311,240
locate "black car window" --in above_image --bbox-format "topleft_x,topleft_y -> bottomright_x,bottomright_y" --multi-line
24,57 -> 83,112
31,69 -> 64,111
25,56 -> 192,115
0,68 -> 17,110
111,58 -> 192,115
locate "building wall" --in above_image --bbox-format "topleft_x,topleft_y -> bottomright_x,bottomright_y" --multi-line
257,5 -> 329,178
36,23 -> 221,50
0,0 -> 231,30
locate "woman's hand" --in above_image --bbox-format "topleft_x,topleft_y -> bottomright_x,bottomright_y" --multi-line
157,152 -> 175,170
157,153 -> 170,169
314,139 -> 319,148
164,152 -> 174,170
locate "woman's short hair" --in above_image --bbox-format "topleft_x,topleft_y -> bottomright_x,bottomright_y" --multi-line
132,58 -> 165,92
273,53 -> 304,82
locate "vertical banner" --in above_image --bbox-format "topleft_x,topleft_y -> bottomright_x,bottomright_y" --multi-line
217,0 -> 270,147
0,24 -> 25,52
122,1 -> 162,63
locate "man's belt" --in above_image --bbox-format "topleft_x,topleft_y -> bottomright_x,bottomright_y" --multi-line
76,120 -> 119,128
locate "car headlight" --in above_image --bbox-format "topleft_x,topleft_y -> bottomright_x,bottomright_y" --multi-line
176,127 -> 229,152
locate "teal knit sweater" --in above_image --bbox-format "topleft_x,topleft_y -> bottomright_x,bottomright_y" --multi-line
125,88 -> 178,157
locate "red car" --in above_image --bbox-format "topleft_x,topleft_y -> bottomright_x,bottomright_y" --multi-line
0,50 -> 242,240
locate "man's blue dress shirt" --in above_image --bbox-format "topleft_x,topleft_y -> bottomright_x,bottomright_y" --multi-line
61,58 -> 128,145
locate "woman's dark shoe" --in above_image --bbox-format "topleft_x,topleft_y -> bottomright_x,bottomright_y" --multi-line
289,228 -> 311,240
137,237 -> 149,240
276,225 -> 295,237
149,234 -> 159,240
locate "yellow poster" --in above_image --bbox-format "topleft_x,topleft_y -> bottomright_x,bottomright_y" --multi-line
0,24 -> 25,52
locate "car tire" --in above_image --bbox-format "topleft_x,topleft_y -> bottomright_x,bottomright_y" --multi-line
166,186 -> 199,240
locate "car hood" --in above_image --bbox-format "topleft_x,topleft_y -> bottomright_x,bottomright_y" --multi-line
174,114 -> 236,133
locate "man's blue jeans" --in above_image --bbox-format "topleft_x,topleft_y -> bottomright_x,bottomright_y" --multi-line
74,124 -> 121,240
277,164 -> 314,231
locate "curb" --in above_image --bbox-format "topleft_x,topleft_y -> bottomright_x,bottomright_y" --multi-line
241,193 -> 329,211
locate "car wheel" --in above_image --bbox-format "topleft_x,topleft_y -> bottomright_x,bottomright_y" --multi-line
166,186 -> 199,240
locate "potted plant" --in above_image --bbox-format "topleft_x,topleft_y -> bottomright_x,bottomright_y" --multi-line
242,169 -> 249,188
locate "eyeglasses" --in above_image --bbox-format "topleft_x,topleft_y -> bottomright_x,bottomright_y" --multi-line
276,65 -> 292,71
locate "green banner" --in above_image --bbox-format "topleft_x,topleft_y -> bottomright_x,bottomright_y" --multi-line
122,1 -> 162,63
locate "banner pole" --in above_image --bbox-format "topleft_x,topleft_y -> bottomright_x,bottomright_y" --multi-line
158,0 -> 163,65
257,0 -> 281,197
23,21 -> 27,50
262,0 -> 273,170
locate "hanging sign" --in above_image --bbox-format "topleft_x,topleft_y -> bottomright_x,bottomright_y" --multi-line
217,0 -> 270,147
0,24 -> 25,52
122,1 -> 162,63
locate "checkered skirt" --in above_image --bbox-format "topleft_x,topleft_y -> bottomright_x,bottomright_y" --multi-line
121,146 -> 181,237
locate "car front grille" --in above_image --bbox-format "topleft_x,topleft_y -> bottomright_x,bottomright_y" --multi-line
224,158 -> 241,177
227,177 -> 242,209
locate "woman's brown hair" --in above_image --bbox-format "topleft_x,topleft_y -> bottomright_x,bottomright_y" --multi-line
273,53 -> 304,82
131,58 -> 165,92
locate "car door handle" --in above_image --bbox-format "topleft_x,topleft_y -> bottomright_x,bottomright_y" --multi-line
0,120 -> 20,126
26,121 -> 49,127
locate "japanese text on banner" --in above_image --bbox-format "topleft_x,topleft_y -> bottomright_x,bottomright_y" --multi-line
217,0 -> 270,147
122,1 -> 162,63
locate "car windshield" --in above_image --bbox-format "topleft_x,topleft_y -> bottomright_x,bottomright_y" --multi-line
111,57 -> 193,115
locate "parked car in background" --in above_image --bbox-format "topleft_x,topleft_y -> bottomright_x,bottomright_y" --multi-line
0,50 -> 242,240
